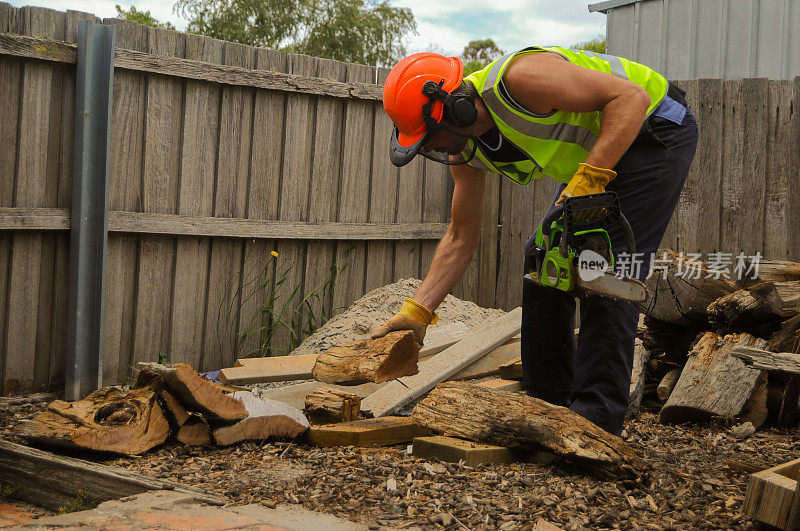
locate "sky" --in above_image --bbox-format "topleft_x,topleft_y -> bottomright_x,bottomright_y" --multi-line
10,0 -> 607,57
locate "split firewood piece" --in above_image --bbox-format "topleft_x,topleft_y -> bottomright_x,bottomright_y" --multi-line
212,391 -> 309,446
312,330 -> 419,385
660,332 -> 768,423
656,368 -> 681,401
739,372 -> 769,429
136,362 -> 247,421
15,386 -> 170,455
640,248 -> 737,326
160,390 -> 190,427
498,359 -> 523,380
304,386 -> 361,424
739,259 -> 800,287
176,414 -> 213,446
627,339 -> 651,418
708,281 -> 800,333
769,314 -> 800,354
732,346 -> 800,375
412,381 -> 649,481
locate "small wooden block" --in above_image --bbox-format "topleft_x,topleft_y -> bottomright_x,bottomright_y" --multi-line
413,436 -> 521,466
743,457 -> 800,530
306,416 -> 431,447
498,359 -> 523,380
478,378 -> 525,392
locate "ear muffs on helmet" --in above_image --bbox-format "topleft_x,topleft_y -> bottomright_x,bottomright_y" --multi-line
422,80 -> 478,128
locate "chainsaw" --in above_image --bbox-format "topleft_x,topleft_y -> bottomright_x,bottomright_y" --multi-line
524,191 -> 649,303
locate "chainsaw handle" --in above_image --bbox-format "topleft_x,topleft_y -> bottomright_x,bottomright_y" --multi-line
540,205 -> 564,237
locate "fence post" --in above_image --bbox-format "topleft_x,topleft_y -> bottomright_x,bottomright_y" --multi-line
65,21 -> 115,400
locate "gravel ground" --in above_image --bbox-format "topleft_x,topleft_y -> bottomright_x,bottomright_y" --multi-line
2,399 -> 795,530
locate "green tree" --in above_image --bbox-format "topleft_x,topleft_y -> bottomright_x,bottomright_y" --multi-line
115,5 -> 175,29
461,38 -> 504,76
174,0 -> 416,66
571,35 -> 606,53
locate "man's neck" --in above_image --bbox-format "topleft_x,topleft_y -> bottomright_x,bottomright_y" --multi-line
471,97 -> 496,137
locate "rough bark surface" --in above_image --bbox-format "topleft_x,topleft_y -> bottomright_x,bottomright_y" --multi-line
412,381 -> 649,481
136,362 -> 247,421
660,333 -> 768,423
769,314 -> 800,354
640,249 -> 737,326
212,391 -> 309,446
15,387 -> 170,455
304,386 -> 361,423
739,259 -> 800,288
312,330 -> 419,385
708,281 -> 800,334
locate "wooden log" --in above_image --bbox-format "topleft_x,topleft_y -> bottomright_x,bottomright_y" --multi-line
160,390 -> 190,427
660,333 -> 768,423
412,381 -> 649,480
640,315 -> 704,361
778,375 -> 800,429
640,248 -> 737,325
740,259 -> 800,288
312,330 -> 419,385
733,346 -> 800,375
0,440 -> 226,511
135,362 -> 247,421
15,386 -> 170,456
657,368 -> 681,401
708,281 -> 800,333
304,386 -> 361,424
361,308 -> 522,418
743,457 -> 800,530
306,416 -> 431,447
769,314 -> 800,354
176,414 -> 213,446
212,391 -> 309,446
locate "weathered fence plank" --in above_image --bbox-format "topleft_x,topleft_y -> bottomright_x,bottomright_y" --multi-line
102,19 -> 147,385
169,34 -> 222,370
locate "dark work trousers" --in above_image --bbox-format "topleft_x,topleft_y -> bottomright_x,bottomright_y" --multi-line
521,106 -> 699,435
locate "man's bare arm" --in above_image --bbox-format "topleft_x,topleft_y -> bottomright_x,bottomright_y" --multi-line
503,52 -> 651,170
411,161 -> 486,312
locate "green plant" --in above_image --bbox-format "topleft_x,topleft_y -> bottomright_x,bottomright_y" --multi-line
58,489 -> 92,514
115,5 -> 175,29
158,351 -> 169,364
571,35 -> 606,53
216,246 -> 348,359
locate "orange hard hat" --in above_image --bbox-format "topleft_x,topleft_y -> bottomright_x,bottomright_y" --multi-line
383,53 -> 464,166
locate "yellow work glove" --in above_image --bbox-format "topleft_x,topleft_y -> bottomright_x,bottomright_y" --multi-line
556,163 -> 617,205
370,297 -> 439,344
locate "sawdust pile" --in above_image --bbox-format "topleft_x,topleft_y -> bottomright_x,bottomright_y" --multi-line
290,278 -> 505,356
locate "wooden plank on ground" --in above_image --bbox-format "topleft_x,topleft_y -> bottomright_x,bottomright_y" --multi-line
360,308 -> 523,417
498,358 -> 523,380
220,354 -> 318,385
258,381 -> 383,411
743,457 -> 800,530
306,416 -> 431,447
450,339 -> 520,381
169,33 -> 222,369
478,378 -> 524,392
0,440 -> 225,511
412,435 -> 535,466
101,19 -> 147,385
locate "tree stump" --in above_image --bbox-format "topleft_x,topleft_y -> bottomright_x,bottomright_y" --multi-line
15,386 -> 170,455
660,332 -> 768,423
212,391 -> 309,446
640,249 -> 737,326
412,381 -> 649,480
312,330 -> 419,385
304,386 -> 361,423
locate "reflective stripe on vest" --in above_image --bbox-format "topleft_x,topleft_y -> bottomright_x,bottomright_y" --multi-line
462,46 -> 669,185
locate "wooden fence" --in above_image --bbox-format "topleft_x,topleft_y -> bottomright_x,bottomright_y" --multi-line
0,3 -> 797,395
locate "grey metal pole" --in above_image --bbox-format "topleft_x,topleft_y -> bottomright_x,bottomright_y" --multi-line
65,21 -> 116,400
